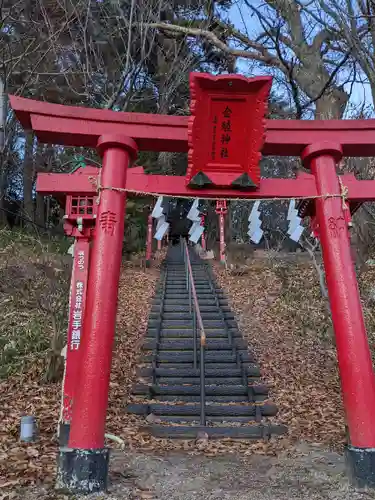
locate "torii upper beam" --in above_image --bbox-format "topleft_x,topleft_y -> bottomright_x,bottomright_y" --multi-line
10,95 -> 375,157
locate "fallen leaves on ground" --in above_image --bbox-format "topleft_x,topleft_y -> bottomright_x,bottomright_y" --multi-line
0,256 -> 159,490
215,257 -> 375,451
4,246 -> 375,495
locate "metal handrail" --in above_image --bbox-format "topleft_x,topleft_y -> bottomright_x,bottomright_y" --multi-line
181,238 -> 206,426
152,264 -> 167,386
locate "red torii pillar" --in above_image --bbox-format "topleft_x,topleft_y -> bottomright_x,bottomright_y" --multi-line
59,136 -> 138,491
302,144 -> 375,483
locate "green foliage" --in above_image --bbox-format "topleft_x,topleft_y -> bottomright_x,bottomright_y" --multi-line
0,229 -> 70,380
0,227 -> 72,255
0,317 -> 48,378
124,199 -> 149,254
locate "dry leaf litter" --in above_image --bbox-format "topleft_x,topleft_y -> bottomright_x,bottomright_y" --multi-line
2,241 -> 375,496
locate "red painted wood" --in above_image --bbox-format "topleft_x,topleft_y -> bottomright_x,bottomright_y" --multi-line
200,215 -> 206,251
68,135 -> 138,449
215,201 -> 227,262
37,168 -> 375,202
14,76 -> 375,454
62,238 -> 90,426
10,94 -> 375,156
303,142 -> 375,448
187,73 -> 271,187
146,213 -> 153,263
219,213 -> 225,263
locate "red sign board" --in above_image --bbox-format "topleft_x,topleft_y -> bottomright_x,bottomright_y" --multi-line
187,73 -> 272,190
62,239 -> 90,424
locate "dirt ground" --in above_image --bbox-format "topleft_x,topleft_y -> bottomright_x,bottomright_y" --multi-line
7,443 -> 375,500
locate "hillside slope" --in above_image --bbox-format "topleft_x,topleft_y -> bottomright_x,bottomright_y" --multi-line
216,256 -> 375,449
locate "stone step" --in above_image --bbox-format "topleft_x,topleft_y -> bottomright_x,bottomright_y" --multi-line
146,329 -> 241,339
155,319 -> 237,328
142,351 -> 252,364
153,305 -> 230,313
149,312 -> 234,321
153,377 -> 247,385
133,383 -> 268,396
142,339 -> 247,351
138,365 -> 261,378
127,402 -> 278,417
143,424 -> 287,439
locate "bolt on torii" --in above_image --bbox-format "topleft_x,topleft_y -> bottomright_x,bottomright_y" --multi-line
9,72 -> 375,492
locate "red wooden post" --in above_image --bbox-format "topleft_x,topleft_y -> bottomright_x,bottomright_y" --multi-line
60,237 -> 90,444
200,215 -> 206,250
58,187 -> 97,447
302,143 -> 375,484
146,212 -> 153,266
219,213 -> 225,262
58,135 -> 137,492
216,201 -> 227,264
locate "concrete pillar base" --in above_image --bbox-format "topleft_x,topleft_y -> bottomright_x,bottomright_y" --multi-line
346,445 -> 375,488
56,447 -> 110,494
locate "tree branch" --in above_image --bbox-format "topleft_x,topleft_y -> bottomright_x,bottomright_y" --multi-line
146,22 -> 284,68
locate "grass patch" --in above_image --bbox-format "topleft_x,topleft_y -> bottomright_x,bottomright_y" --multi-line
0,229 -> 71,380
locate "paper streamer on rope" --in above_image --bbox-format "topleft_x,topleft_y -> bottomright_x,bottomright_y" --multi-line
287,199 -> 304,242
151,196 -> 163,218
187,199 -> 204,243
152,196 -> 169,240
248,201 -> 263,244
187,199 -> 201,222
189,222 -> 204,243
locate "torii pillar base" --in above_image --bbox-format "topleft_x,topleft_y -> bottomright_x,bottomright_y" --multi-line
56,448 -> 109,494
346,447 -> 375,488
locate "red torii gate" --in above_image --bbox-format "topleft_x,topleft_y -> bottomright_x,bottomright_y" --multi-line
10,72 -> 375,492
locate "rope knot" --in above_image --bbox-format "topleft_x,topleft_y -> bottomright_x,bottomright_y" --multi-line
338,177 -> 349,210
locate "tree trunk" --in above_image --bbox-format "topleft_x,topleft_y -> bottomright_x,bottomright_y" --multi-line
315,90 -> 348,119
0,78 -> 6,226
23,132 -> 35,224
35,193 -> 45,228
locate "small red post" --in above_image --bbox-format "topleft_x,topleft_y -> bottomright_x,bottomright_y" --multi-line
219,214 -> 225,262
146,212 -> 153,266
302,143 -> 375,452
157,239 -> 162,251
61,135 -> 138,492
216,201 -> 227,264
200,215 -> 206,250
60,237 -> 90,443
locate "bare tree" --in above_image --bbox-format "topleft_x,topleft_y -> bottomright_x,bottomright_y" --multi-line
145,0 -> 363,118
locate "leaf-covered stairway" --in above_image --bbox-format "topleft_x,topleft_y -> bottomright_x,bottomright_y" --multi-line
127,244 -> 287,439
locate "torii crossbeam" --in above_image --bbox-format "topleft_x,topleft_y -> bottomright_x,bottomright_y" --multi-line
10,72 -> 375,492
